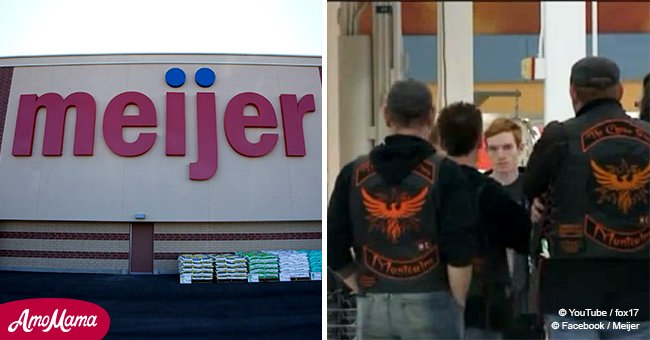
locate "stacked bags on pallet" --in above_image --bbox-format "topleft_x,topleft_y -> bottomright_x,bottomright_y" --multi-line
214,253 -> 248,280
178,254 -> 193,277
213,254 -> 228,280
177,254 -> 213,281
265,250 -> 310,279
307,250 -> 322,274
241,251 -> 279,280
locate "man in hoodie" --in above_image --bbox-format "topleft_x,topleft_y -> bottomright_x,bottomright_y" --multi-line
327,79 -> 477,339
437,102 -> 531,339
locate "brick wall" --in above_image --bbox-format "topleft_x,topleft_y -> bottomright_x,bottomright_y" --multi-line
0,221 -> 130,273
153,221 -> 322,273
0,220 -> 322,274
0,67 -> 13,153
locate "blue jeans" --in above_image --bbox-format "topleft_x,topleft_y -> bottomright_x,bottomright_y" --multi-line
545,315 -> 650,340
356,291 -> 464,339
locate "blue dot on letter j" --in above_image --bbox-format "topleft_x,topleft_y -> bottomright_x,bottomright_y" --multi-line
165,68 -> 186,88
195,68 -> 216,88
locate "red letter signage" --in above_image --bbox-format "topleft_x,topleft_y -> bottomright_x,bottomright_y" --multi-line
165,92 -> 186,156
224,92 -> 278,157
280,94 -> 315,157
12,92 -> 96,156
189,93 -> 218,181
103,92 -> 157,157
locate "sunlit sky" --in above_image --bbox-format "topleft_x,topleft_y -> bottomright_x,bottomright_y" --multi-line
0,0 -> 322,57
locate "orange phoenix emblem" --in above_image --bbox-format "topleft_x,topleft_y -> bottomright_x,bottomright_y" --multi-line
361,187 -> 428,242
591,159 -> 650,214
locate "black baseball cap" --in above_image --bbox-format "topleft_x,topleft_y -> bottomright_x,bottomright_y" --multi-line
570,56 -> 620,89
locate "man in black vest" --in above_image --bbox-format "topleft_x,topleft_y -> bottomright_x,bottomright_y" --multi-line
437,102 -> 531,339
328,79 -> 477,339
525,57 -> 650,339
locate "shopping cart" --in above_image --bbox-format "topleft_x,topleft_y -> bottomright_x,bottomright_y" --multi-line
327,270 -> 357,339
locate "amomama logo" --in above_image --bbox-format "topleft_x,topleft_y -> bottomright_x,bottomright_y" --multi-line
0,298 -> 110,339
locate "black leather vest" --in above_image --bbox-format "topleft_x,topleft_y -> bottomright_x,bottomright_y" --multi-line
548,112 -> 650,259
349,154 -> 449,293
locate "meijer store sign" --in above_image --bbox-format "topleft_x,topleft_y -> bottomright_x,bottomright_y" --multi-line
0,55 -> 321,222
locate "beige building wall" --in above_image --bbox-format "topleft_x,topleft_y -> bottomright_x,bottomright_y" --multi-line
0,221 -> 130,273
153,221 -> 321,273
0,220 -> 322,274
